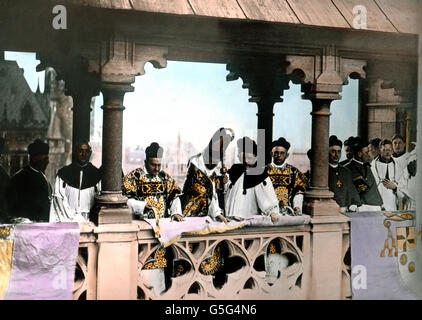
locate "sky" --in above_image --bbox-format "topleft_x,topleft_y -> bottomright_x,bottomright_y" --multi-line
4,52 -> 358,154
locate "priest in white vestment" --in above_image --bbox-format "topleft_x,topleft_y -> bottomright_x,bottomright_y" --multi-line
50,141 -> 101,223
371,139 -> 400,211
225,137 -> 280,221
225,137 -> 286,284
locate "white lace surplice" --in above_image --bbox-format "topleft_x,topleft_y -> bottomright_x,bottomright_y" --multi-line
49,175 -> 100,222
225,173 -> 279,219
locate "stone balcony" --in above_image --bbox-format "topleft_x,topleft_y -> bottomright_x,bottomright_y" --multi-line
73,216 -> 351,300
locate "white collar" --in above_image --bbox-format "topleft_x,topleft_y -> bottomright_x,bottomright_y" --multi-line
329,163 -> 339,168
270,161 -> 287,169
29,165 -> 42,173
141,167 -> 162,180
352,158 -> 364,165
29,165 -> 49,182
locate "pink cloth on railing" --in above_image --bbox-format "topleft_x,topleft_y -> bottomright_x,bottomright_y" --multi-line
144,214 -> 310,247
144,217 -> 248,247
240,214 -> 311,227
3,222 -> 80,300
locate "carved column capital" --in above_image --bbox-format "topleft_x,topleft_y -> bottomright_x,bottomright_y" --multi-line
227,57 -> 289,164
87,36 -> 168,90
286,46 -> 366,100
226,58 -> 289,103
285,47 -> 366,217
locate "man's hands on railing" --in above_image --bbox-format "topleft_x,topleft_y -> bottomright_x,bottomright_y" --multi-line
171,214 -> 183,222
216,214 -> 228,224
171,213 -> 228,224
270,212 -> 279,223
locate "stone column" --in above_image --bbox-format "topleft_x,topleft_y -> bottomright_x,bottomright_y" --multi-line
287,49 -> 366,299
303,92 -> 349,300
365,77 -> 400,140
303,96 -> 340,216
255,97 -> 280,164
93,83 -> 133,225
72,92 -> 94,145
86,38 -> 167,299
67,71 -> 100,148
226,60 -> 289,164
363,60 -> 417,142
95,223 -> 140,300
89,39 -> 167,225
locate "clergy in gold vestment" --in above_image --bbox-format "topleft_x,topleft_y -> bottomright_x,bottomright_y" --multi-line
172,128 -> 234,279
267,137 -> 307,215
123,142 -> 182,297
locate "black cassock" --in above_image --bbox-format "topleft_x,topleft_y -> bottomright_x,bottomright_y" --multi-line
329,164 -> 361,208
344,159 -> 383,207
6,165 -> 52,222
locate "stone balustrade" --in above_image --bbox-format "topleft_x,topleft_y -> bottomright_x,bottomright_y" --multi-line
73,216 -> 351,300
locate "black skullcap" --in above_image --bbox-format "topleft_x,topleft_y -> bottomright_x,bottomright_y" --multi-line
344,136 -> 354,147
329,135 -> 343,148
28,139 -> 49,156
145,142 -> 163,159
272,137 -> 291,151
348,136 -> 367,154
237,136 -> 258,156
369,138 -> 381,149
307,149 -> 312,161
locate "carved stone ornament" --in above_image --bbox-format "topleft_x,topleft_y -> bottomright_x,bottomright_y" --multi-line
286,46 -> 366,100
88,37 -> 168,89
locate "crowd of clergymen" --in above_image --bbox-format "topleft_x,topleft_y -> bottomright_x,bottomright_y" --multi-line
0,128 -> 417,295
0,129 -> 417,226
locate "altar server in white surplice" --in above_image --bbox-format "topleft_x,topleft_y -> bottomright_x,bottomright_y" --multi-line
50,141 -> 101,223
398,143 -> 417,211
371,139 -> 399,211
392,134 -> 410,183
225,137 -> 280,221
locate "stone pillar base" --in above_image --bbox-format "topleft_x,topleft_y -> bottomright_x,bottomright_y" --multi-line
309,215 -> 349,299
303,188 -> 340,216
92,192 -> 132,225
96,223 -> 139,300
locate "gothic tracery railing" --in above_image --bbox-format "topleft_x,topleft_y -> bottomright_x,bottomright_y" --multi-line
341,222 -> 352,300
135,222 -> 311,300
73,223 -> 97,300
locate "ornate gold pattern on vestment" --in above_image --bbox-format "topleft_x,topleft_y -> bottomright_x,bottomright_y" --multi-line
0,226 -> 12,239
267,164 -> 307,208
144,248 -> 167,269
122,168 -> 181,217
182,166 -> 218,217
199,246 -> 223,275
